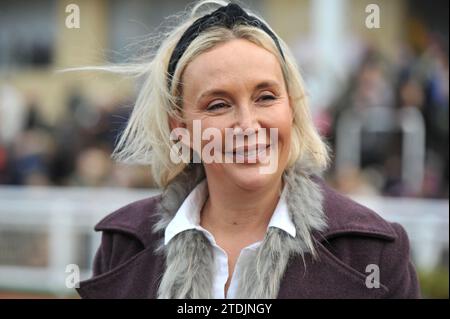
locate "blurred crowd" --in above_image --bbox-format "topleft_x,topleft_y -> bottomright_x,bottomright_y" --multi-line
324,34 -> 448,199
0,86 -> 154,188
0,36 -> 448,198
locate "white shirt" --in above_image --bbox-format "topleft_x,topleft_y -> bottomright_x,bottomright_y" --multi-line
164,179 -> 296,299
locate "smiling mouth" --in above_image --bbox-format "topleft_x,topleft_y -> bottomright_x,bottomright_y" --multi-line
224,144 -> 271,161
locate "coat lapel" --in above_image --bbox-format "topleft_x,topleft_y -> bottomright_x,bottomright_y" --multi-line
76,246 -> 164,298
277,242 -> 390,299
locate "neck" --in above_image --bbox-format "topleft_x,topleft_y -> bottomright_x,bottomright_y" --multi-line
200,173 -> 283,238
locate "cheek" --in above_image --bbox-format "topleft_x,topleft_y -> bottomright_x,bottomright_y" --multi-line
265,105 -> 293,141
266,106 -> 293,167
280,113 -> 293,142
186,118 -> 228,154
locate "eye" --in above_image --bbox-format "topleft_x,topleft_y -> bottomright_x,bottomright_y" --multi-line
260,95 -> 276,100
206,101 -> 230,111
257,93 -> 277,103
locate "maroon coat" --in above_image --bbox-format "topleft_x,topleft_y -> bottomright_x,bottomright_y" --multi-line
76,178 -> 421,299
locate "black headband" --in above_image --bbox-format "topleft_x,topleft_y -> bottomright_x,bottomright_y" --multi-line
167,2 -> 285,90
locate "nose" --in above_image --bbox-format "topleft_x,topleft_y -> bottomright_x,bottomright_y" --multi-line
234,103 -> 261,133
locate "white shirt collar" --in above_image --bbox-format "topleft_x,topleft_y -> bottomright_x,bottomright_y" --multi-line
164,179 -> 296,245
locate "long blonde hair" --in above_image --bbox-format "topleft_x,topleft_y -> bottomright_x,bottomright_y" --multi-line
65,0 -> 330,187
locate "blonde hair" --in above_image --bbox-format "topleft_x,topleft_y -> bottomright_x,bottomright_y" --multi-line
66,0 -> 329,188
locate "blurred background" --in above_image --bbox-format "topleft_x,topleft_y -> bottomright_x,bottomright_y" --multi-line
0,0 -> 448,298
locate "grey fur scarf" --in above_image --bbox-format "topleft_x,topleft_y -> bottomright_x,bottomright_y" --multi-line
153,162 -> 328,298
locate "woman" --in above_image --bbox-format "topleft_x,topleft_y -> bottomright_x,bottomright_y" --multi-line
76,1 -> 420,299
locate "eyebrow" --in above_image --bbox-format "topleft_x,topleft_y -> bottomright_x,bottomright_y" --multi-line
197,80 -> 280,102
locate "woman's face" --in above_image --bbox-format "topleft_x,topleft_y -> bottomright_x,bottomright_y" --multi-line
175,38 -> 293,191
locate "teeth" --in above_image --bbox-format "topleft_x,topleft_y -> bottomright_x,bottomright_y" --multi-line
236,150 -> 257,156
224,145 -> 270,159
234,145 -> 269,157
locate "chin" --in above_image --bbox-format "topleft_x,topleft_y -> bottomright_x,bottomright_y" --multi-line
224,163 -> 279,191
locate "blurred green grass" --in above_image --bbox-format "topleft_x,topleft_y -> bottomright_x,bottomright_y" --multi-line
418,267 -> 449,299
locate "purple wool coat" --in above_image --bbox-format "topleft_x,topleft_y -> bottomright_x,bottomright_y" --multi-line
76,177 -> 421,299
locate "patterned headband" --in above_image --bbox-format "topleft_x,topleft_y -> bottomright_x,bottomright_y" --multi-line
167,2 -> 286,90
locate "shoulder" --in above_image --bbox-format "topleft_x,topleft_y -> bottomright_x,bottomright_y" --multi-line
94,194 -> 163,247
313,176 -> 398,240
87,194 -> 163,277
311,176 -> 420,298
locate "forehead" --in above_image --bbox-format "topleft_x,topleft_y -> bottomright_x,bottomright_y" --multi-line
182,39 -> 285,97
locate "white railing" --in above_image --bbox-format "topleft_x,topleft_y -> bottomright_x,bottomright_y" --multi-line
336,106 -> 426,193
0,186 -> 448,297
351,195 -> 449,271
0,186 -> 158,296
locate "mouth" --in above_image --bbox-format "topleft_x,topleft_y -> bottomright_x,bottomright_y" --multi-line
224,144 -> 271,162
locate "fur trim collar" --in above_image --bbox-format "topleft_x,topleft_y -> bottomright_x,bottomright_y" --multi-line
153,162 -> 328,298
